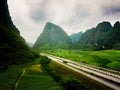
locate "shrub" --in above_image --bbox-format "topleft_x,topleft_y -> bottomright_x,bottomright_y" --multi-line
106,61 -> 120,71
39,56 -> 51,66
63,78 -> 83,90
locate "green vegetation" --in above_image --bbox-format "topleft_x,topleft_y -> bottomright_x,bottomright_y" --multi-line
70,31 -> 83,43
0,58 -> 62,90
45,61 -> 83,90
0,0 -> 39,65
43,49 -> 120,71
0,65 -> 23,90
33,21 -> 120,51
27,42 -> 33,47
33,22 -> 72,49
1,54 -> 112,90
38,55 -> 111,89
72,21 -> 120,50
0,0 -> 119,90
0,23 -> 40,65
44,61 -> 112,90
39,56 -> 83,90
39,56 -> 51,66
17,64 -> 62,90
0,2 -> 62,90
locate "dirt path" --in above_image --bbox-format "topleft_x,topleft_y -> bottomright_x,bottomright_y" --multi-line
13,64 -> 62,90
14,68 -> 27,90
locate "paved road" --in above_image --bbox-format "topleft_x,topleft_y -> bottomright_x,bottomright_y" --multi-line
41,53 -> 120,90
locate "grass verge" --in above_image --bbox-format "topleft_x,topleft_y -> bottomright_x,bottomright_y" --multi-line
0,65 -> 23,90
0,58 -> 62,90
44,61 -> 113,90
43,49 -> 120,71
16,63 -> 62,90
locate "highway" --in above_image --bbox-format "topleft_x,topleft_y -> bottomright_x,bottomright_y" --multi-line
41,53 -> 120,90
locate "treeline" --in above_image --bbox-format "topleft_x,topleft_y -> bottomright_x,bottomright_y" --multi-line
71,21 -> 120,50
39,56 -> 83,90
0,0 -> 40,72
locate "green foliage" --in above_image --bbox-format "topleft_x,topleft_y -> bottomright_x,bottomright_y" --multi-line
91,55 -> 111,67
38,41 -> 70,50
0,65 -> 23,90
0,63 -> 8,72
17,64 -> 62,90
73,21 -> 120,50
63,78 -> 83,90
70,32 -> 83,43
44,49 -> 120,71
75,28 -> 96,49
39,56 -> 51,66
108,21 -> 120,50
0,0 -> 40,64
44,61 -> 111,90
106,61 -> 120,71
33,22 -> 72,49
0,60 -> 62,90
0,24 -> 40,64
43,61 -> 83,90
26,42 -> 33,47
113,43 -> 120,50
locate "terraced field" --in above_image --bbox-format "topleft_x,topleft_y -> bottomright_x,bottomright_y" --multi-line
17,64 -> 62,90
0,59 -> 62,90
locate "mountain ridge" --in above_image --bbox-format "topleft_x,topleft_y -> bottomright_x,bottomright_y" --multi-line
0,0 -> 39,65
73,21 -> 120,50
70,31 -> 83,43
33,22 -> 72,49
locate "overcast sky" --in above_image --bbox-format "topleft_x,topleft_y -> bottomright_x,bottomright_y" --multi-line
8,0 -> 120,43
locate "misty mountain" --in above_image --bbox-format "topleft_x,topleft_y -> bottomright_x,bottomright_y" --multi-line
108,21 -> 120,49
33,22 -> 72,49
0,0 -> 39,65
70,32 -> 83,43
27,42 -> 34,47
74,21 -> 120,50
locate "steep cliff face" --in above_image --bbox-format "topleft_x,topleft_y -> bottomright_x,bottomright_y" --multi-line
0,0 -> 38,64
0,0 -> 14,26
74,21 -> 120,50
70,32 -> 83,43
108,21 -> 120,49
33,22 -> 72,49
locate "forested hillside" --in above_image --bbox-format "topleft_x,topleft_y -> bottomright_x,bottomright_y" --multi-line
0,0 -> 39,65
33,22 -> 72,49
73,21 -> 120,50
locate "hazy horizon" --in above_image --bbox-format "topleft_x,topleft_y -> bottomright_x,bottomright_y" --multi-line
8,0 -> 120,43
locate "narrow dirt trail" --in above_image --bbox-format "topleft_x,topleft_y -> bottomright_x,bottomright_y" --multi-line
13,64 -> 62,90
14,68 -> 27,90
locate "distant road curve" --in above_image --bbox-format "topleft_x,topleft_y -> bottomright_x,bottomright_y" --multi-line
41,53 -> 120,90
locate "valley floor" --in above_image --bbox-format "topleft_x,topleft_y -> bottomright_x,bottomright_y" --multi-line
42,49 -> 120,71
1,50 -> 120,90
16,64 -> 62,90
0,59 -> 62,90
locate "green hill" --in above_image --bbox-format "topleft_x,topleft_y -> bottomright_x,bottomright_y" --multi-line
0,0 -> 39,65
70,32 -> 83,43
74,21 -> 120,50
33,22 -> 72,49
108,21 -> 120,49
27,42 -> 34,47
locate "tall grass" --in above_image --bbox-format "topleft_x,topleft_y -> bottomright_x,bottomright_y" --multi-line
43,50 -> 120,71
0,65 -> 23,90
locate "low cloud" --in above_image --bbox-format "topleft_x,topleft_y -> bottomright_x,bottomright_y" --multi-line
8,0 -> 120,43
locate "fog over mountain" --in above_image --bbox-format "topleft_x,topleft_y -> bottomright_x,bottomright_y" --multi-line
8,0 -> 120,43
33,22 -> 72,49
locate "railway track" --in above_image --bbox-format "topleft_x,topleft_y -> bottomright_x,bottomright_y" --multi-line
41,53 -> 120,90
